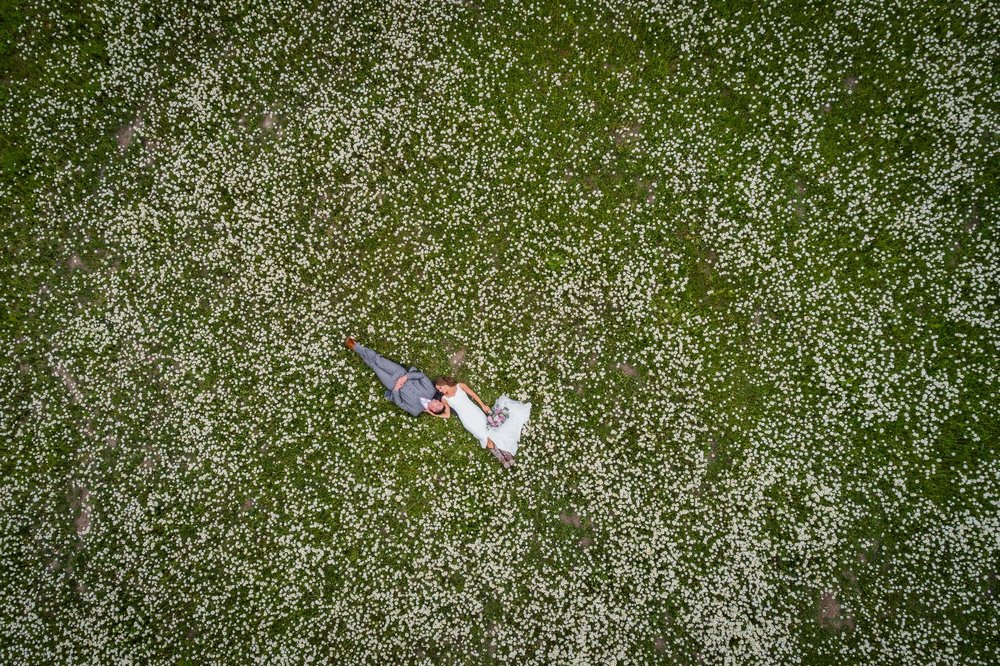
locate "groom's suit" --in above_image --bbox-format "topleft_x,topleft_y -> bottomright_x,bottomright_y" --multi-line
352,343 -> 440,416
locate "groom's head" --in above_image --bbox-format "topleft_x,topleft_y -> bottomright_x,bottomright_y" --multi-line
426,399 -> 445,415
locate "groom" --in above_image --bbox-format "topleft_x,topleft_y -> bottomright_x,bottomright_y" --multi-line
345,337 -> 446,416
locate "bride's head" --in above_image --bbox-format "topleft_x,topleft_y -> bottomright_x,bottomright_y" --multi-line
433,376 -> 457,397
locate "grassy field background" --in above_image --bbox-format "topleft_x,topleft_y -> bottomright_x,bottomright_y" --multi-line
1,0 -> 997,663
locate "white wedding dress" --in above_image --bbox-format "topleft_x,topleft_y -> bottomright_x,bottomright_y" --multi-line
445,385 -> 532,455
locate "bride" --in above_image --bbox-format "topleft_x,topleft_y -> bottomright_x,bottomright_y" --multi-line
429,376 -> 531,468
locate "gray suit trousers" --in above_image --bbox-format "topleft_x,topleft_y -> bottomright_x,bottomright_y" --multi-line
353,343 -> 404,390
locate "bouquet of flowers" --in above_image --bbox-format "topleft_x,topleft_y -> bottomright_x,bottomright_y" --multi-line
486,405 -> 509,429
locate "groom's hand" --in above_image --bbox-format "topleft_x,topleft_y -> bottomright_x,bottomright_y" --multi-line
393,376 -> 408,391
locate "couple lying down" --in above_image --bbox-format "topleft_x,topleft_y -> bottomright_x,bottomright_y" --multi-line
346,337 -> 531,469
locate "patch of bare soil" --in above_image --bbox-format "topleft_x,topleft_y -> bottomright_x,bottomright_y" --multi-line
449,348 -> 466,369
701,249 -> 718,276
116,125 -> 134,148
617,363 -> 639,378
484,620 -> 496,658
559,512 -> 582,528
73,509 -> 90,536
116,114 -> 142,149
70,485 -> 91,536
559,512 -> 597,551
842,569 -> 859,589
818,590 -> 855,631
612,122 -> 643,146
819,590 -> 840,622
705,437 -> 718,462
966,205 -> 980,232
54,364 -> 83,404
67,253 -> 86,271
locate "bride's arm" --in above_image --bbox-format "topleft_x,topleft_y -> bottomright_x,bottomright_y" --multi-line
459,383 -> 490,413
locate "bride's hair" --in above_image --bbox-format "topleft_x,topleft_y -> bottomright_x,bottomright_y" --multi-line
433,376 -> 457,388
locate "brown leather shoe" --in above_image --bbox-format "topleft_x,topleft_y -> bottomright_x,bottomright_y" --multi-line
345,336 -> 356,351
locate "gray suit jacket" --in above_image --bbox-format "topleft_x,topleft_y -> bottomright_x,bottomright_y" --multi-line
385,368 -> 437,416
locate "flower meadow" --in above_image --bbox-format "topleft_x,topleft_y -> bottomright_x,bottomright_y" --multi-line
1,0 -> 997,663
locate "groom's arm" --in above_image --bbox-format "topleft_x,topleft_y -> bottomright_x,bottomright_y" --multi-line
391,369 -> 425,390
408,371 -> 434,393
392,380 -> 428,417
394,390 -> 424,416
388,383 -> 421,415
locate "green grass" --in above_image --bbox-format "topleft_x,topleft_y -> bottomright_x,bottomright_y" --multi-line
1,0 -> 997,663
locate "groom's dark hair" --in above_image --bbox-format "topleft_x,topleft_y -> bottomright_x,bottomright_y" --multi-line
433,376 -> 457,388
